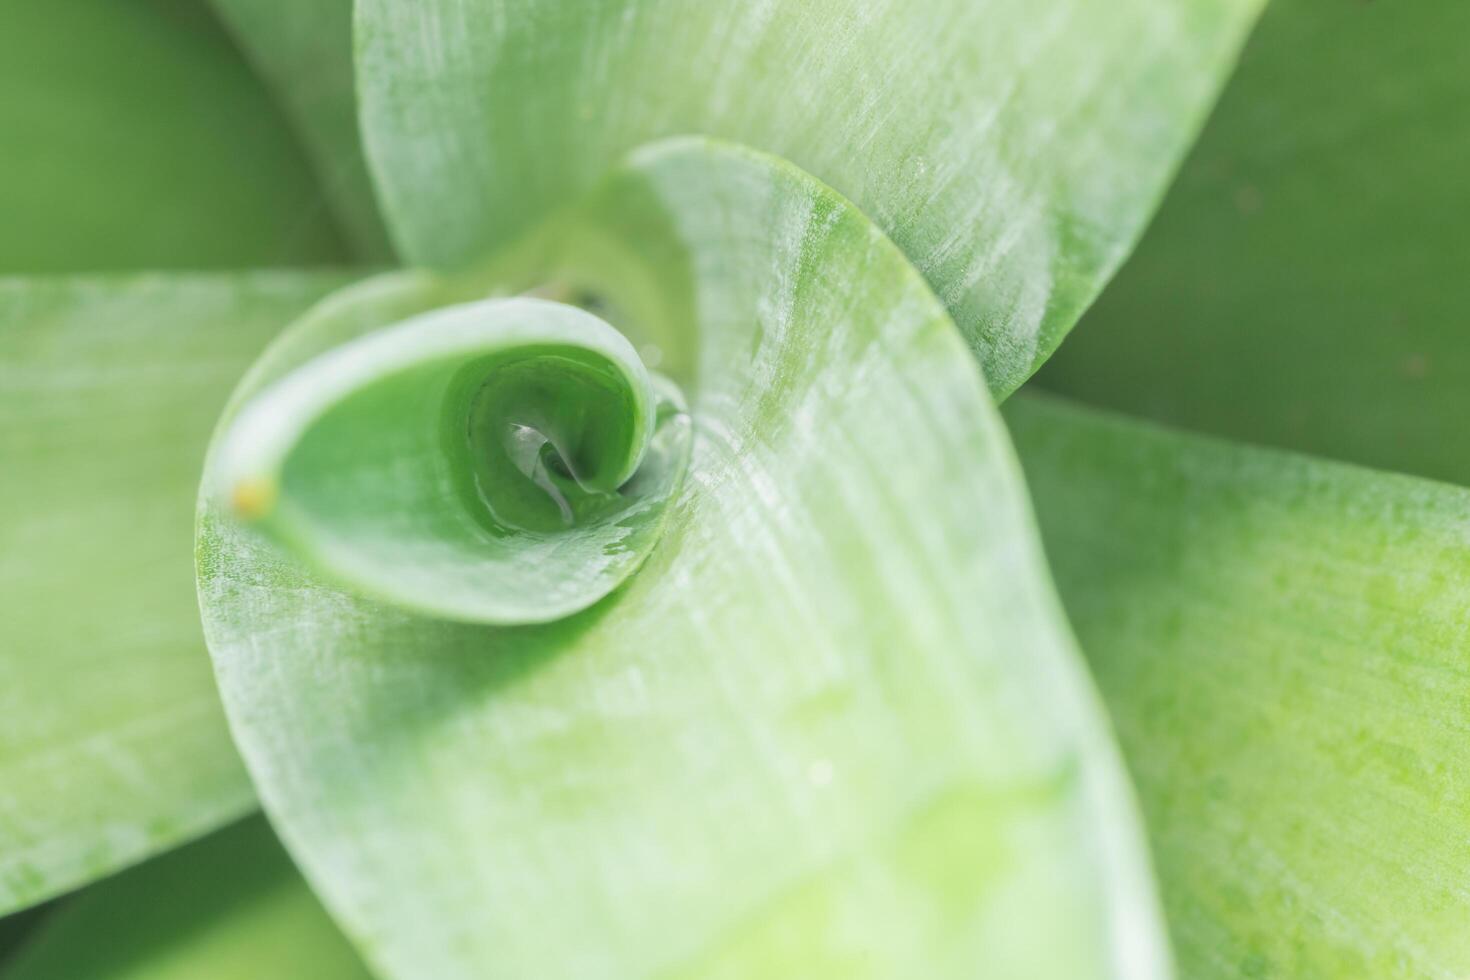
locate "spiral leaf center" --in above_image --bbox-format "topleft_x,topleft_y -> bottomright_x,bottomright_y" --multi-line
210,297 -> 690,624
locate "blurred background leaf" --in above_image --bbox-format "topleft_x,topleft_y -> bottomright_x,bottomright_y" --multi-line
210,0 -> 394,261
0,0 -> 348,272
0,907 -> 50,972
0,818 -> 370,980
1038,0 -> 1470,486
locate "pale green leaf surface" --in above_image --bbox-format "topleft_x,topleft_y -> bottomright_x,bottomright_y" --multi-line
0,272 -> 351,914
211,296 -> 691,623
1,818 -> 370,980
357,0 -> 1262,396
1008,392 -> 1470,978
1039,0 -> 1470,485
0,0 -> 347,273
200,140 -> 1166,979
209,0 -> 394,260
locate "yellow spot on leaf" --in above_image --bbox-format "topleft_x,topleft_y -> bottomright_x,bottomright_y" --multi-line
232,478 -> 277,520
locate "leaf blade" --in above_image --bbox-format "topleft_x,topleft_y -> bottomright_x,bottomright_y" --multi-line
0,272 -> 351,914
201,140 -> 1166,979
356,0 -> 1263,395
1,818 -> 371,980
1009,391 -> 1470,978
1039,0 -> 1470,484
209,0 -> 394,260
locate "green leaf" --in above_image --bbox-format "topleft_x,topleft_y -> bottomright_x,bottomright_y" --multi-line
1008,391 -> 1470,978
0,272 -> 351,915
0,0 -> 348,273
356,0 -> 1263,396
1,818 -> 371,980
210,296 -> 691,623
209,0 -> 394,260
200,139 -> 1165,979
1038,0 -> 1470,485
0,908 -> 49,971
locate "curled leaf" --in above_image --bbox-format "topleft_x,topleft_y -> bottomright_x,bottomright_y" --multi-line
199,139 -> 1166,980
211,297 -> 690,623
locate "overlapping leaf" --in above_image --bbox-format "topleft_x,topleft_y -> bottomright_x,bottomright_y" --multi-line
0,273 -> 350,913
209,0 -> 393,260
357,0 -> 1262,395
8,3 -> 1458,980
200,140 -> 1166,979
1010,392 -> 1470,978
1,819 -> 369,980
1040,0 -> 1470,485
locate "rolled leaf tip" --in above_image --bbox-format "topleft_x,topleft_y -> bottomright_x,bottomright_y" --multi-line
211,295 -> 689,624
